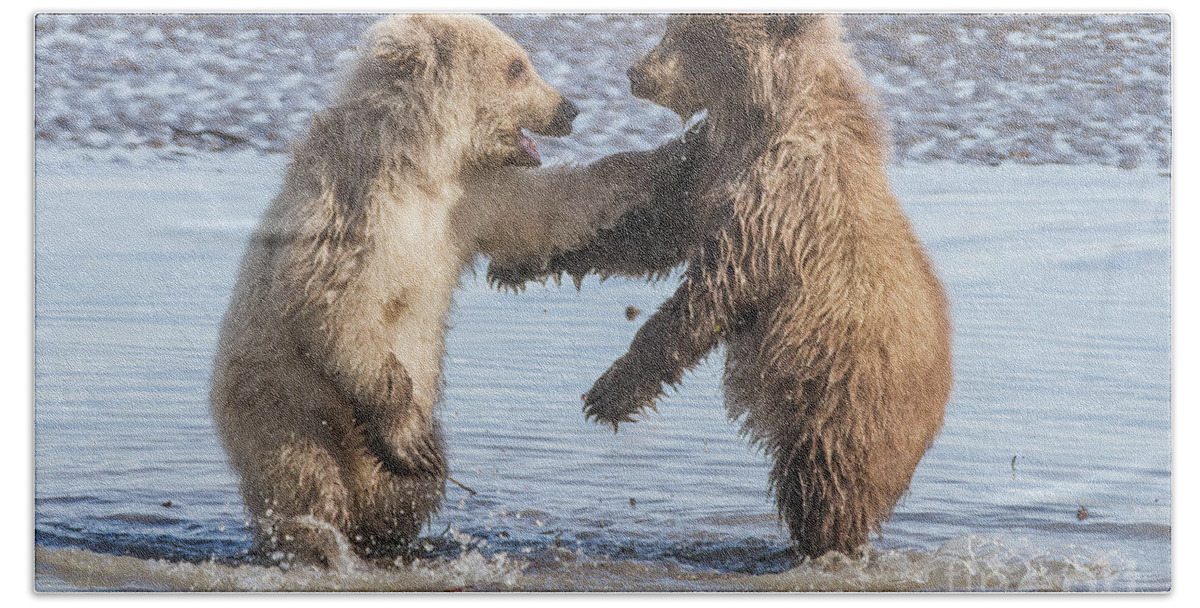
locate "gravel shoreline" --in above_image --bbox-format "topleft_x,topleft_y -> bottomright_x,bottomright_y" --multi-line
34,13 -> 1171,169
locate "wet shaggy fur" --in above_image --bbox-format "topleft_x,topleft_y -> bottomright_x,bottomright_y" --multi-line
490,14 -> 953,559
211,14 -> 666,567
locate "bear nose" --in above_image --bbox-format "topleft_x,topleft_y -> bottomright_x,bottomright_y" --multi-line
559,98 -> 580,122
535,98 -> 579,137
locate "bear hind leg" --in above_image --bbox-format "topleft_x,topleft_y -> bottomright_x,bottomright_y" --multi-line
345,423 -> 447,561
769,431 -> 877,560
243,438 -> 354,568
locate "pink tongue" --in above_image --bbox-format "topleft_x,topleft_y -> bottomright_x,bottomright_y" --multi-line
520,132 -> 540,164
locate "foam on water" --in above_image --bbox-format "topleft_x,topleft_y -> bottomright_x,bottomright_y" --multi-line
35,533 -> 1136,592
35,546 -> 516,592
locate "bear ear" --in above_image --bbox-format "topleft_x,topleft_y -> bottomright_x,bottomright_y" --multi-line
373,34 -> 434,80
763,14 -> 819,40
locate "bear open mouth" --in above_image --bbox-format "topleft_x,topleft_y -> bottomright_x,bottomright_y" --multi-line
519,130 -> 540,164
508,129 -> 541,167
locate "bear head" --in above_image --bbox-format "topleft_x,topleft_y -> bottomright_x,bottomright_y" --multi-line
626,14 -> 834,121
347,14 -> 578,169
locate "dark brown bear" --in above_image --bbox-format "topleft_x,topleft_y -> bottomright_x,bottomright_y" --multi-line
490,14 -> 953,559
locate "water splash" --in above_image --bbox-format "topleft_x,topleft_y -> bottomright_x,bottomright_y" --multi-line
35,533 -> 1132,592
738,535 -> 1131,592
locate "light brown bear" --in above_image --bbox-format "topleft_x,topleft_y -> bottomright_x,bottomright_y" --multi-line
489,14 -> 953,559
211,14 -> 671,567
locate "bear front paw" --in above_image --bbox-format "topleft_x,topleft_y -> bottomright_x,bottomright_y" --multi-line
582,363 -> 661,432
364,425 -> 446,480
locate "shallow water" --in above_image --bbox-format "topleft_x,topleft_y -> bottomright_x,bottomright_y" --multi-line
33,12 -> 1170,593
33,148 -> 1170,591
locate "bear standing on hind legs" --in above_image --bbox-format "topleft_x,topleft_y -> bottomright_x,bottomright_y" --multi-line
489,14 -> 953,559
211,14 -> 674,568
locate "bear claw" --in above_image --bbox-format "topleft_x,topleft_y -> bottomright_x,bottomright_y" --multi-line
581,368 -> 657,433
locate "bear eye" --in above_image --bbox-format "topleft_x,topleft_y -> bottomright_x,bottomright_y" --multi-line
507,58 -> 526,83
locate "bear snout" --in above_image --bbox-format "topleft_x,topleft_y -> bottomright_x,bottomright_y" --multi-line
536,98 -> 579,137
